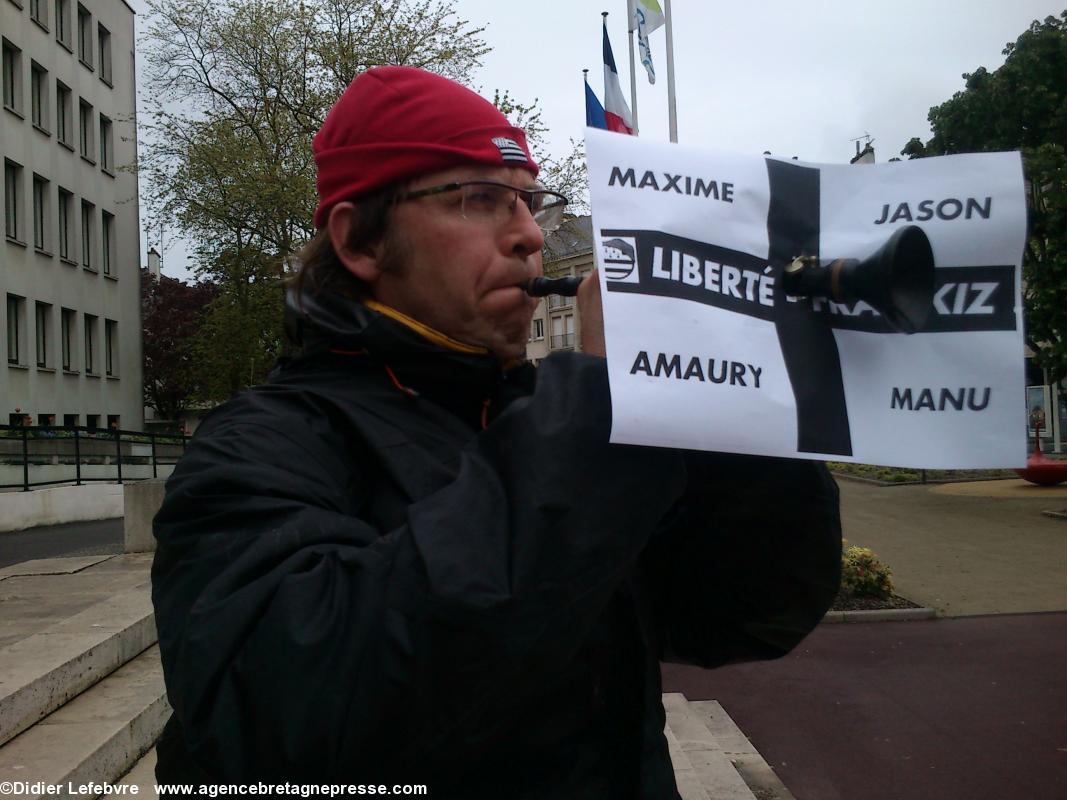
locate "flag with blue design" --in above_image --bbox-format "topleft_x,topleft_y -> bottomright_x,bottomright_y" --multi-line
631,0 -> 665,84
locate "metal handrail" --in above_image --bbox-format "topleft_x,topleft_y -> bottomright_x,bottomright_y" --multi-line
0,424 -> 190,491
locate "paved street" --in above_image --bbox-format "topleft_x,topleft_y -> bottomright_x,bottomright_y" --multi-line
664,477 -> 1067,800
664,613 -> 1067,800
0,518 -> 123,568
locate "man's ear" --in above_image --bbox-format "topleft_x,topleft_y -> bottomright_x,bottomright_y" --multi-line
327,202 -> 383,285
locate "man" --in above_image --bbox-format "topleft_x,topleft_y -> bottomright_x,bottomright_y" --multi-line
152,66 -> 841,798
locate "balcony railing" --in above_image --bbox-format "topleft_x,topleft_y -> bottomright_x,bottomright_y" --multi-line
550,333 -> 576,350
0,424 -> 190,491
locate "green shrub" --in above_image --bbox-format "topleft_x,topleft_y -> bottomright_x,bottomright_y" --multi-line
840,541 -> 894,599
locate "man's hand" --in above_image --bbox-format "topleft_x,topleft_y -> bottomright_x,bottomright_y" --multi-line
578,269 -> 606,358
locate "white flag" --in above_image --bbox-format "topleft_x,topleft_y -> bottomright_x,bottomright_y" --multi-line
629,0 -> 665,32
631,0 -> 665,84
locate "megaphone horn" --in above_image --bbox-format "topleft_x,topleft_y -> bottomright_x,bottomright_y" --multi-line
781,225 -> 936,334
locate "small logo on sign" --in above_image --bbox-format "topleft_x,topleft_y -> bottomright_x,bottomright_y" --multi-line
602,236 -> 639,283
492,137 -> 528,163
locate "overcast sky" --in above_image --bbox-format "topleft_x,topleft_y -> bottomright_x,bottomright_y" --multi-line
132,0 -> 1065,281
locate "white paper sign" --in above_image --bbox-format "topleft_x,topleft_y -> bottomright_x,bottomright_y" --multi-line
585,127 -> 1028,468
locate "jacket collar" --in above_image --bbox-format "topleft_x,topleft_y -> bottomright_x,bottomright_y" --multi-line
284,286 -> 533,422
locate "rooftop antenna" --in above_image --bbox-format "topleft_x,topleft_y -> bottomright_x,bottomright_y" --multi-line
850,132 -> 874,156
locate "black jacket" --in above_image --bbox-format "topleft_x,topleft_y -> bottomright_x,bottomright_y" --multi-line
152,290 -> 842,798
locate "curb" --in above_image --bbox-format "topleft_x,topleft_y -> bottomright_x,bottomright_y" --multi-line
821,607 -> 938,624
830,472 -> 1017,488
1041,510 -> 1067,521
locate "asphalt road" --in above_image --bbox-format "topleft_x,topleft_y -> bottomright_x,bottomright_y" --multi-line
663,613 -> 1067,800
0,518 -> 124,568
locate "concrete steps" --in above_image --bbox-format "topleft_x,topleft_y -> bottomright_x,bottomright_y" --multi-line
0,583 -> 157,746
663,693 -> 796,800
689,699 -> 797,799
116,746 -> 158,798
0,646 -> 169,797
0,555 -> 168,797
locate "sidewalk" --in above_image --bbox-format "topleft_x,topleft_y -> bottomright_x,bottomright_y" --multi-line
0,553 -> 151,648
837,477 -> 1067,616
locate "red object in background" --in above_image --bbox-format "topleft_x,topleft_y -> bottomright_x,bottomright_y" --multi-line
1014,421 -> 1067,486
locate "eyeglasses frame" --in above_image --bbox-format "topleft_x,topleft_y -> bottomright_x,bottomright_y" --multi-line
395,180 -> 570,231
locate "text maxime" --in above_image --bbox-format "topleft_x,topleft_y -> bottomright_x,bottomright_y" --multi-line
608,166 -> 735,203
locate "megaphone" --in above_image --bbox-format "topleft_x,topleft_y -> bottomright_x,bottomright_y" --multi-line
781,225 -> 935,334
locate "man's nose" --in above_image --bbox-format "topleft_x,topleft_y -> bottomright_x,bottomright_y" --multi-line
506,200 -> 545,257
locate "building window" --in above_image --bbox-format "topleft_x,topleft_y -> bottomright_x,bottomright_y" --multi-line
80,200 -> 95,269
7,295 -> 25,365
83,313 -> 97,374
78,99 -> 94,161
63,413 -> 78,426
4,160 -> 23,242
530,318 -> 544,341
99,114 -> 113,172
101,210 -> 113,275
2,39 -> 23,116
57,187 -> 72,259
30,0 -> 48,29
31,62 -> 49,132
56,81 -> 72,147
548,293 -> 572,311
55,0 -> 72,50
61,307 -> 75,370
86,413 -> 99,430
35,302 -> 52,367
32,174 -> 49,252
77,4 -> 93,69
97,25 -> 111,86
104,319 -> 116,375
550,314 -> 575,350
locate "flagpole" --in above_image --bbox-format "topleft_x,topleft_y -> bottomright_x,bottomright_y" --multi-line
664,0 -> 678,142
625,1 -> 640,134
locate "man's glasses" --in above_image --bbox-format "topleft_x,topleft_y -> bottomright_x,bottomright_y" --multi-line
397,180 -> 569,231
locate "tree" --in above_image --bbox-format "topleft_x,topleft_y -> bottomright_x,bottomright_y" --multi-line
903,12 -> 1067,379
190,247 -> 286,400
492,90 -> 589,213
141,270 -> 218,420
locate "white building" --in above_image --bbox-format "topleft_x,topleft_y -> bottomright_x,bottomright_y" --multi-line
2,0 -> 141,429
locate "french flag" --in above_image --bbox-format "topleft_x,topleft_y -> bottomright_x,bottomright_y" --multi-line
602,20 -> 634,135
585,79 -> 608,130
